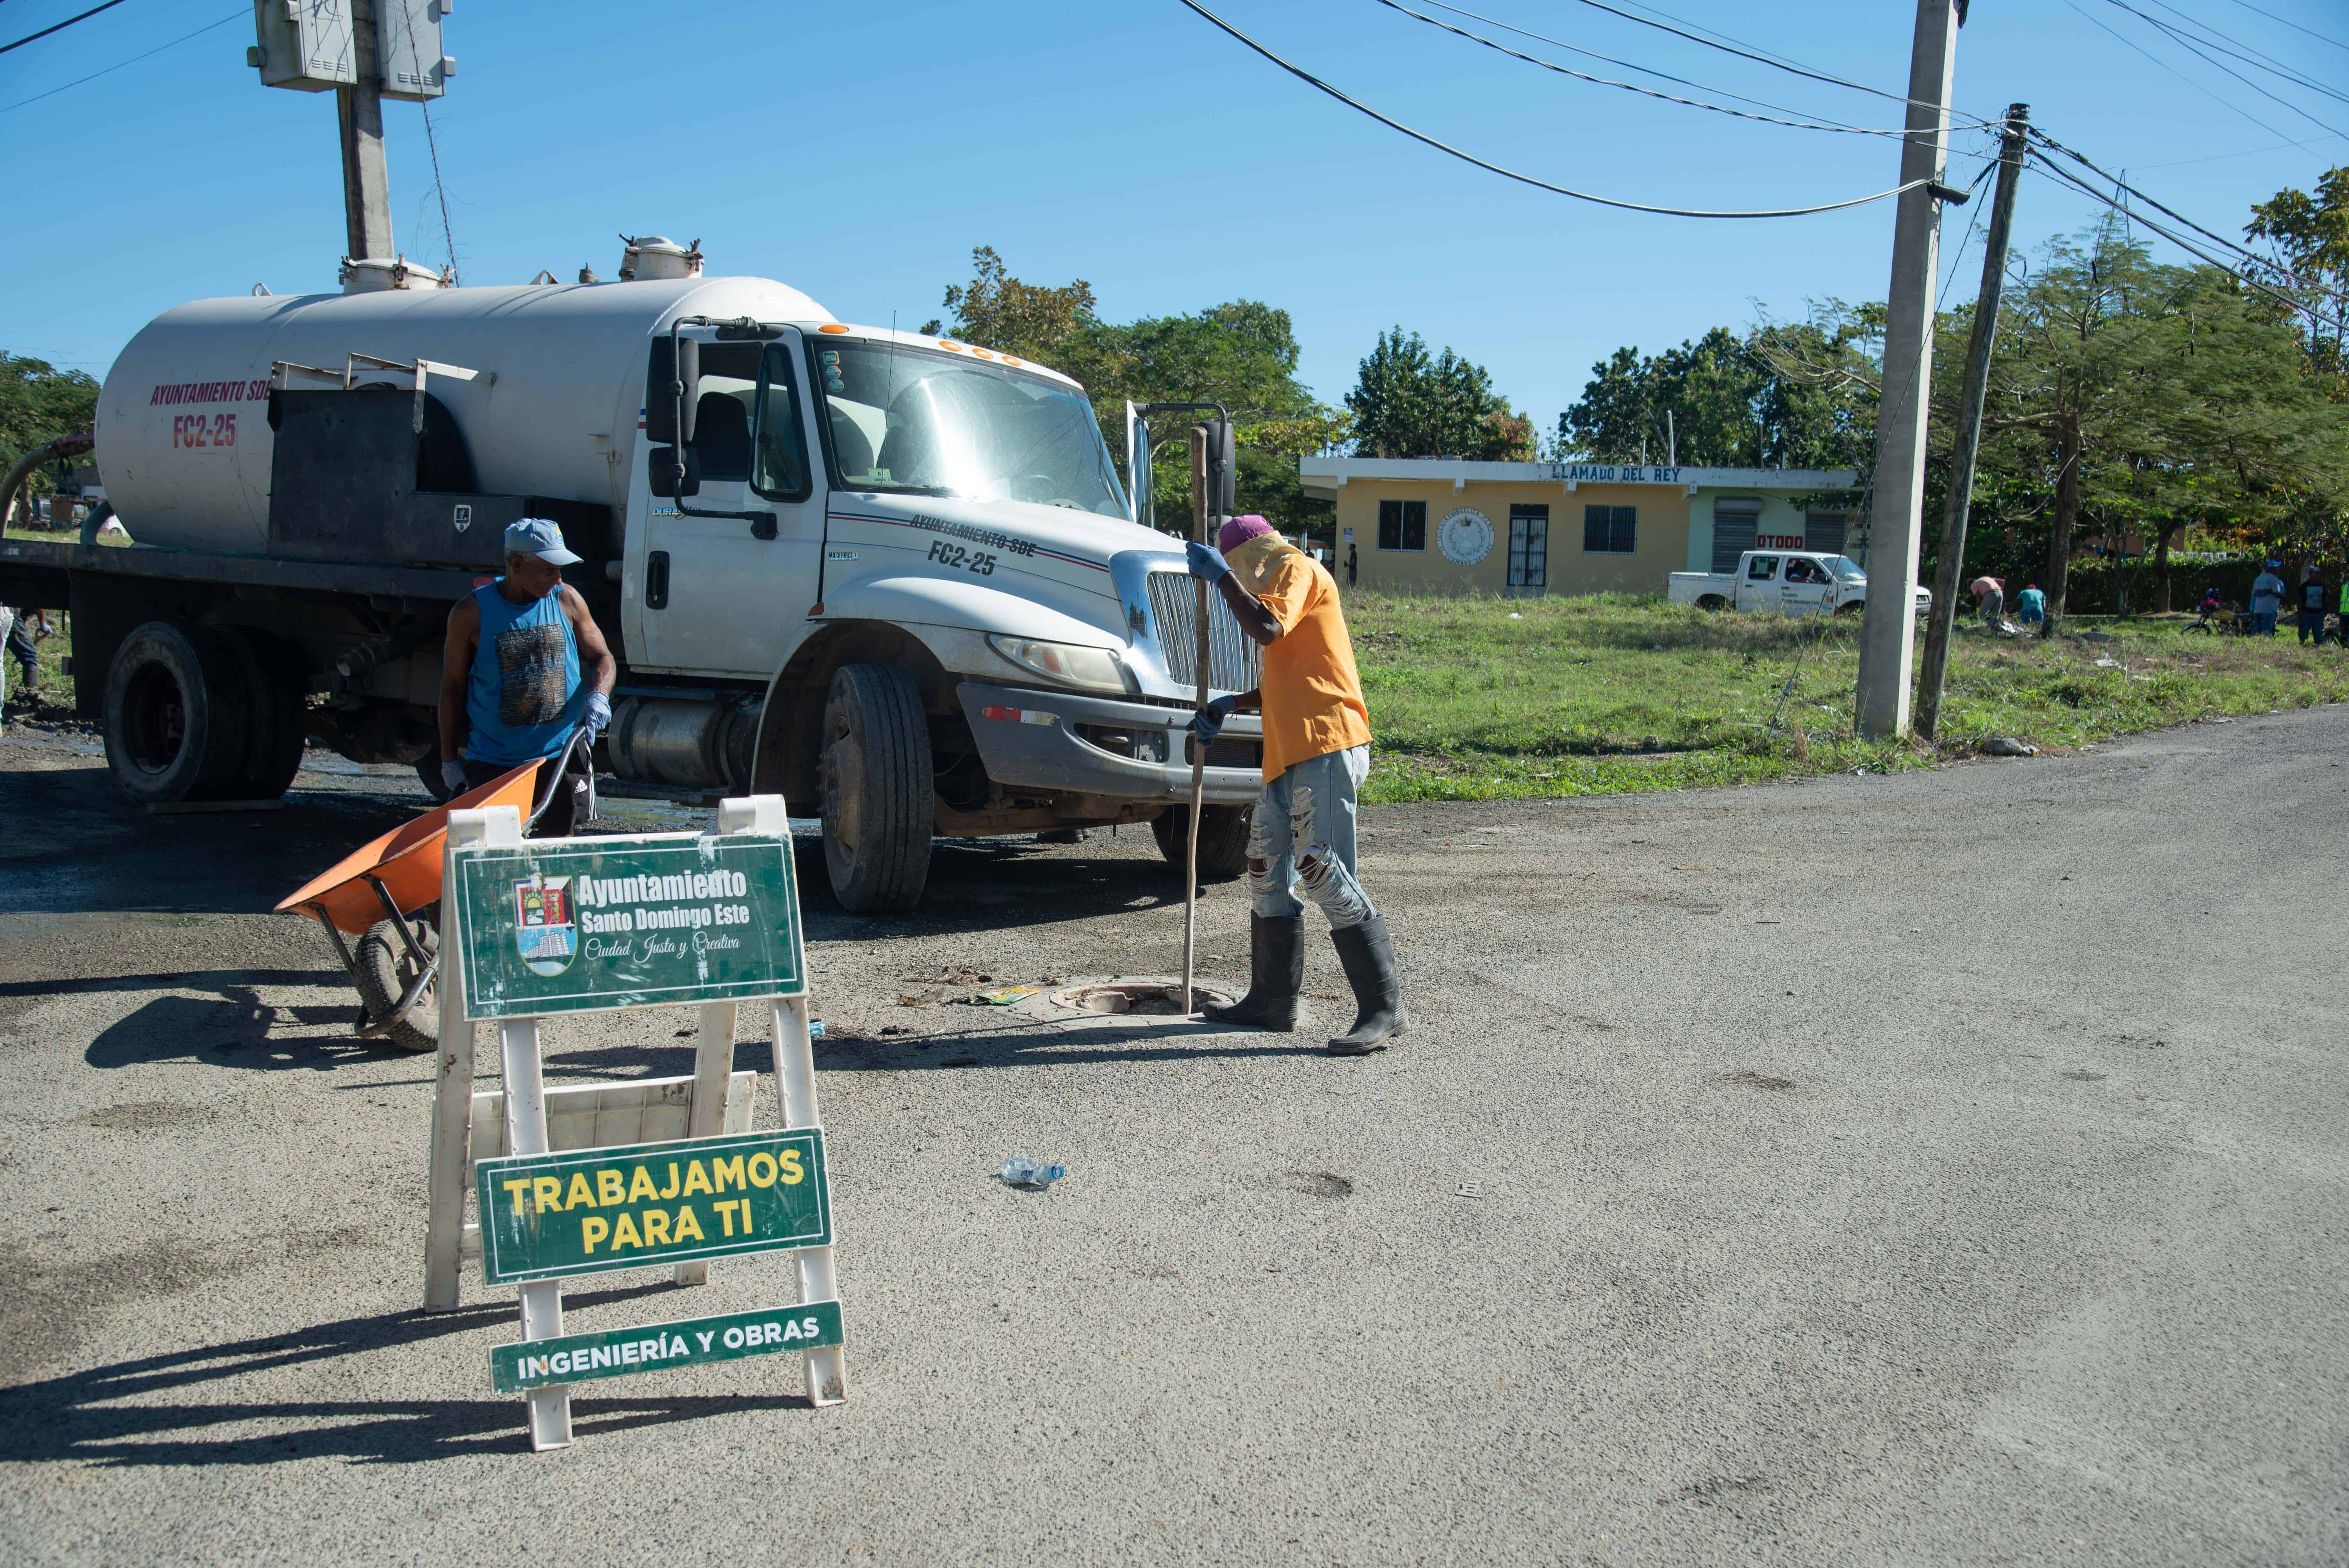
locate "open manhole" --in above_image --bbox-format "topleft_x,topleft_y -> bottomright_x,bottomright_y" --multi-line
1050,980 -> 1234,1016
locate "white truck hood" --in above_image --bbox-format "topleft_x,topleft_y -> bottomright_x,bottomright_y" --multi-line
817,490 -> 1180,646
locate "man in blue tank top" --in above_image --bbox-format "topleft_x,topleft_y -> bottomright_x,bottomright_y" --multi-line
436,519 -> 615,837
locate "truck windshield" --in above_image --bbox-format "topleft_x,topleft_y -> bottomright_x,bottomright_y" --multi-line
812,339 -> 1128,519
1828,555 -> 1866,580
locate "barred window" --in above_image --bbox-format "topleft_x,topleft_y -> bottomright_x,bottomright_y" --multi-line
1583,505 -> 1637,554
1377,499 -> 1427,551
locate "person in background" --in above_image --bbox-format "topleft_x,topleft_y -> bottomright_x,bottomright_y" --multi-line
1345,542 -> 1357,589
2014,583 -> 2046,626
4,606 -> 40,699
2298,566 -> 2331,645
437,519 -> 616,837
1973,575 -> 2005,625
2250,561 -> 2286,636
1187,514 -> 1404,1056
2337,578 -> 2349,648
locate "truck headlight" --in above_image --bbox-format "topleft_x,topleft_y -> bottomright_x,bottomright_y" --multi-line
986,634 -> 1136,695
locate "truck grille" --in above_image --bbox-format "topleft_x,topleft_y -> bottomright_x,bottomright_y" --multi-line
1147,570 -> 1262,694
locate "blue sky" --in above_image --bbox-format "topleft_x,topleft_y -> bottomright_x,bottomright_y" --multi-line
3,0 -> 2344,437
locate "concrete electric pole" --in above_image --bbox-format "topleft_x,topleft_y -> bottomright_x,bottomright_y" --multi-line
1852,0 -> 1962,741
250,0 -> 451,285
1915,103 -> 2030,743
339,0 -> 396,264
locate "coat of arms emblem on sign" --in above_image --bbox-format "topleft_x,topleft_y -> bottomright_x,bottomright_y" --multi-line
513,874 -> 576,976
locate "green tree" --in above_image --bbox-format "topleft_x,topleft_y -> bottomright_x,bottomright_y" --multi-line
926,249 -> 1344,537
926,245 -> 1096,363
2,353 -> 99,524
1564,318 -> 1878,472
1346,328 -> 1533,461
2247,165 -> 2349,376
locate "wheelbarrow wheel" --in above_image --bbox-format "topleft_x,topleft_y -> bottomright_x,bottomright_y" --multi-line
355,903 -> 440,1053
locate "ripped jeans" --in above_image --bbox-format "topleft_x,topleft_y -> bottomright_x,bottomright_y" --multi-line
1247,745 -> 1375,930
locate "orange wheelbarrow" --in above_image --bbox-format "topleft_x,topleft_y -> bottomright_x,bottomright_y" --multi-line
275,757 -> 554,1052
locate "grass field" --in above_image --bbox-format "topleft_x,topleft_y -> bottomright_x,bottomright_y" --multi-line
8,555 -> 2344,806
1346,592 -> 2349,803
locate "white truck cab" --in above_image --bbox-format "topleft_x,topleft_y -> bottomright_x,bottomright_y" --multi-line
9,268 -> 1273,914
1668,549 -> 1930,619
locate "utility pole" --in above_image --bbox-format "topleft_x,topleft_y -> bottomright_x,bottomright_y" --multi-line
1852,0 -> 1962,741
337,0 -> 395,263
1915,102 -> 2030,743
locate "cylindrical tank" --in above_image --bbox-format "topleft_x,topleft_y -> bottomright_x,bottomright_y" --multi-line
96,274 -> 828,552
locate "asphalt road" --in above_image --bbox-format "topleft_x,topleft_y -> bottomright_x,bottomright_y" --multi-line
1,709 -> 2343,1566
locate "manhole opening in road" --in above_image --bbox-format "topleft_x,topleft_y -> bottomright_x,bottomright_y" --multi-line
1050,980 -> 1235,1016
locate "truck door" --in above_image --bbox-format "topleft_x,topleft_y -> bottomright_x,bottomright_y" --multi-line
1780,555 -> 1832,616
1739,553 -> 1781,611
638,333 -> 822,677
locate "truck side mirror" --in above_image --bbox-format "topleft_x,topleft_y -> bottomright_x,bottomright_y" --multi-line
649,445 -> 700,497
645,337 -> 700,446
1203,417 -> 1236,519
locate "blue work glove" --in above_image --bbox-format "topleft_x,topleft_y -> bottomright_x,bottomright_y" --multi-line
439,759 -> 468,795
1185,541 -> 1231,583
583,691 -> 612,734
1191,693 -> 1239,746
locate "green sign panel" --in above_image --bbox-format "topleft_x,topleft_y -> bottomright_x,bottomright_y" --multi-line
452,832 -> 804,1021
491,1300 -> 845,1393
476,1129 -> 831,1285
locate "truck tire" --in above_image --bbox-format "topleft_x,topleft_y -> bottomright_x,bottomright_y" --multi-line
818,663 -> 932,913
1153,803 -> 1251,882
221,630 -> 308,800
1834,599 -> 1864,616
355,906 -> 439,1053
1696,594 -> 1728,611
102,621 -> 255,804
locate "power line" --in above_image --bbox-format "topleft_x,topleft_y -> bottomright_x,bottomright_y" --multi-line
2031,126 -> 2297,273
2135,0 -> 2349,107
0,0 -> 128,56
2062,0 -> 2308,146
1388,0 -> 1939,135
0,6 -> 238,114
389,0 -> 460,285
2130,131 -> 2349,169
2104,0 -> 2349,137
2026,153 -> 2349,337
1177,0 -> 1932,219
1556,0 -> 1989,119
2226,0 -> 2349,55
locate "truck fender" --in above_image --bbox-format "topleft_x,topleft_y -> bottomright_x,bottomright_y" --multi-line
748,576 -> 1124,805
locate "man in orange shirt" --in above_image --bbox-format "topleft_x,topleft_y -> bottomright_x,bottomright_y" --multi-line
1187,514 -> 1404,1054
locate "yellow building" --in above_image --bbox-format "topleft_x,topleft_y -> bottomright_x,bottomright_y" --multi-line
1298,458 -> 1861,597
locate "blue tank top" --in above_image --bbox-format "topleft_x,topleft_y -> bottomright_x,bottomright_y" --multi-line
465,581 -> 581,765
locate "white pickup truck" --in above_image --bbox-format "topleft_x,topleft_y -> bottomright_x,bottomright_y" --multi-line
1667,550 -> 1930,618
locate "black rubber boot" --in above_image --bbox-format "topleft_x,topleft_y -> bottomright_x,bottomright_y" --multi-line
1202,913 -> 1303,1031
1327,914 -> 1406,1055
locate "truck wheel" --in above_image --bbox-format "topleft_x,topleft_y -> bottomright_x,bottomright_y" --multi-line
355,906 -> 439,1053
1153,804 -> 1251,881
818,663 -> 932,912
221,631 -> 309,800
1834,599 -> 1864,616
1696,595 -> 1728,611
102,621 -> 254,804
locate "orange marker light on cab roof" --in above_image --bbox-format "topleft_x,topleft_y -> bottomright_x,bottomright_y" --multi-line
818,324 -> 850,334
1003,356 -> 1022,366
938,340 -> 963,351
970,349 -> 994,359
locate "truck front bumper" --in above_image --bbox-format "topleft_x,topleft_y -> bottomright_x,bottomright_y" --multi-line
957,681 -> 1265,807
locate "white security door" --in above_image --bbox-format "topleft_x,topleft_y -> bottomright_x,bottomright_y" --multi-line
640,333 -> 824,677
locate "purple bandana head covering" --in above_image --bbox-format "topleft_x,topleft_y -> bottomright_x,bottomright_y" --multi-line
1218,513 -> 1277,554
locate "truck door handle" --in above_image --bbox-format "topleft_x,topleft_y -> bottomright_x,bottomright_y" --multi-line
645,550 -> 670,610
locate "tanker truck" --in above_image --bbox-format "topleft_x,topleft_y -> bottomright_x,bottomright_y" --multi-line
0,241 -> 1268,912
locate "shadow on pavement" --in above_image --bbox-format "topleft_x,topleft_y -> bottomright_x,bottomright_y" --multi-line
2,761 -> 1217,937
0,1288 -> 811,1467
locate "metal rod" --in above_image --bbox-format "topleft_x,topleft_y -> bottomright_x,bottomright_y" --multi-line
1183,428 -> 1212,1015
